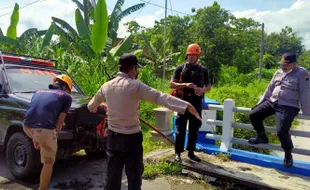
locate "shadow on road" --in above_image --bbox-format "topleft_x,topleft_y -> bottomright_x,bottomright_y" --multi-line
1,151 -> 133,190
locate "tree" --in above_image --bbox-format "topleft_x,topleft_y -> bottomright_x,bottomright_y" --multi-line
124,20 -> 145,34
263,54 -> 278,69
265,26 -> 304,56
298,50 -> 310,70
189,1 -> 235,83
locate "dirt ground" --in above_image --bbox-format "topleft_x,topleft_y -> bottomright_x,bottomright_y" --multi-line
195,153 -> 310,190
0,153 -> 209,190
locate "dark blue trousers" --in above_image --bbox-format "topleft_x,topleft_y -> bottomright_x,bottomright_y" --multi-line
104,130 -> 144,190
249,100 -> 299,151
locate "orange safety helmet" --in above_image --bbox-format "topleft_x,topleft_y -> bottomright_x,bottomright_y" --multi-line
53,74 -> 73,93
186,44 -> 201,55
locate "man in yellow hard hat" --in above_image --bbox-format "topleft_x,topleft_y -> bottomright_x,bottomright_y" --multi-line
170,43 -> 211,163
23,74 -> 73,190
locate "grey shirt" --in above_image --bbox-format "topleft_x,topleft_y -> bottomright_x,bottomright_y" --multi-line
259,66 -> 310,115
87,72 -> 189,134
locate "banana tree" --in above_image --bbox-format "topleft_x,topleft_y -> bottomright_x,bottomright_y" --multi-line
41,0 -> 109,56
104,34 -> 143,78
139,36 -> 181,76
63,34 -> 143,80
71,0 -> 145,44
0,3 -> 46,51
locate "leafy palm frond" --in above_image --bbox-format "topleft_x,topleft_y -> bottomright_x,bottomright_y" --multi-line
109,0 -> 125,32
37,30 -> 48,37
71,0 -> 84,11
116,3 -> 145,22
138,57 -> 154,66
111,0 -> 125,19
109,35 -> 133,57
0,36 -> 19,45
75,9 -> 91,45
166,52 -> 181,58
41,23 -> 55,51
52,17 -> 78,37
53,23 -> 74,43
142,35 -> 158,57
131,49 -> 143,57
103,37 -> 113,51
19,28 -> 38,41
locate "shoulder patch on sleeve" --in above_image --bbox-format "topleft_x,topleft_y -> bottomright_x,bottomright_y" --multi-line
304,72 -> 309,81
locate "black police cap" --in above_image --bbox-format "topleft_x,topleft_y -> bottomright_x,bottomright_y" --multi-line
279,52 -> 297,64
119,53 -> 142,68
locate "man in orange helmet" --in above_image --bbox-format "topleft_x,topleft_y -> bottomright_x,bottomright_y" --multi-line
170,43 -> 211,162
23,74 -> 73,190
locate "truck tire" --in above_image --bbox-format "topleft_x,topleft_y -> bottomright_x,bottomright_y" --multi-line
6,132 -> 41,180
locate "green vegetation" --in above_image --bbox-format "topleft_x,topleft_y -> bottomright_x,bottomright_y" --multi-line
143,161 -> 182,179
0,0 -> 309,155
213,152 -> 231,162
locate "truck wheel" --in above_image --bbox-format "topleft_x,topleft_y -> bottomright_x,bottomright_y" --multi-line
85,149 -> 106,159
6,132 -> 41,180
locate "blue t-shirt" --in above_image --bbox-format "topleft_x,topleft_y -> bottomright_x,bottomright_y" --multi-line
24,89 -> 72,129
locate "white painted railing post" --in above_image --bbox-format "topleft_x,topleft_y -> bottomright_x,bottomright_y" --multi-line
220,99 -> 235,152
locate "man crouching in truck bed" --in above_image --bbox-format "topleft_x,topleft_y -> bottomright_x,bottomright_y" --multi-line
87,53 -> 202,190
23,74 -> 73,190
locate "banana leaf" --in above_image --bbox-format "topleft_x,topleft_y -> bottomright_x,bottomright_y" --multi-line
0,36 -> 18,45
19,28 -> 39,41
75,9 -> 91,45
91,0 -> 108,54
116,3 -> 145,23
52,17 -> 78,37
109,35 -> 133,57
131,49 -> 143,57
71,0 -> 84,11
41,23 -> 55,51
6,3 -> 19,39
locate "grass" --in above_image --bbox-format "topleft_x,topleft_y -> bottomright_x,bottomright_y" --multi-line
142,160 -> 182,179
142,132 -> 172,155
213,152 -> 231,162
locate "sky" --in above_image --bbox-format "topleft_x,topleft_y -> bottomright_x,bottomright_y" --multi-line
0,0 -> 310,48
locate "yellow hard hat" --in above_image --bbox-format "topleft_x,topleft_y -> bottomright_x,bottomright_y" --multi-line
52,74 -> 73,93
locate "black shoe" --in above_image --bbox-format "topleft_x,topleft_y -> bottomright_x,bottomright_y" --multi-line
175,153 -> 182,163
284,153 -> 293,168
248,132 -> 269,144
188,152 -> 201,162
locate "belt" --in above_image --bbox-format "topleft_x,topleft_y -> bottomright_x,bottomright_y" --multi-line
108,129 -> 141,136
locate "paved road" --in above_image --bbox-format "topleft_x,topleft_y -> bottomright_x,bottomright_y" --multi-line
0,153 -> 209,190
0,153 -> 129,190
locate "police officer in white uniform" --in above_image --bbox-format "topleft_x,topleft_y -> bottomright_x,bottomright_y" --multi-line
248,52 -> 310,168
87,53 -> 202,190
